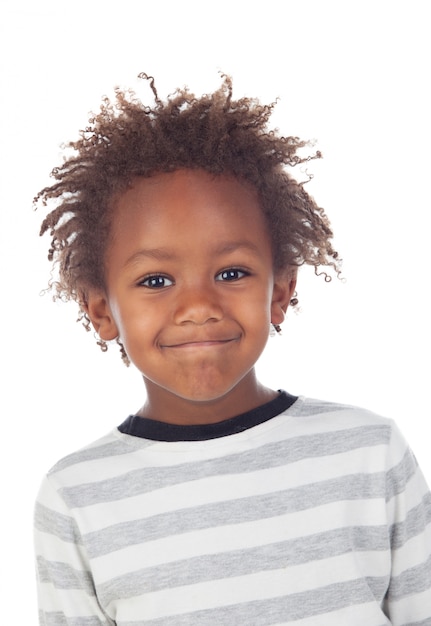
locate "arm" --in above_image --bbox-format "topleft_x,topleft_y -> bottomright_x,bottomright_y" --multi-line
384,423 -> 431,624
34,475 -> 115,626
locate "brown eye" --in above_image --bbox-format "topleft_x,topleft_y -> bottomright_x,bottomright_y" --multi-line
217,268 -> 248,281
140,275 -> 174,288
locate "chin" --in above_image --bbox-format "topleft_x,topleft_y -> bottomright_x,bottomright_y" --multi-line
168,379 -> 243,404
177,388 -> 232,404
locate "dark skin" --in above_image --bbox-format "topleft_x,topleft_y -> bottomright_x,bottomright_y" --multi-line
86,170 -> 297,425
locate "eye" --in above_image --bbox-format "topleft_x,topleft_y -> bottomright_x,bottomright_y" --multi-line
139,275 -> 174,289
216,268 -> 249,282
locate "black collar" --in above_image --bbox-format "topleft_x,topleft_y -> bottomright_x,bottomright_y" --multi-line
117,390 -> 297,442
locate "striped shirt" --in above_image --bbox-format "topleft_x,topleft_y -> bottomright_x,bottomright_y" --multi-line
34,393 -> 431,625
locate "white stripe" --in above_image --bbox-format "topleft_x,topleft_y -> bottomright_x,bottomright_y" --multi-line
388,588 -> 431,625
92,498 -> 389,582
391,523 -> 431,575
34,529 -> 88,571
276,601 -> 392,626
106,552 -> 390,619
36,479 -> 71,514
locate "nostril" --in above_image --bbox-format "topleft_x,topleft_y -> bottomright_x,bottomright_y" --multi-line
173,289 -> 223,325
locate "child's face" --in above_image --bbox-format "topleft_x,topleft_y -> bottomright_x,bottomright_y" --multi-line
87,169 -> 295,420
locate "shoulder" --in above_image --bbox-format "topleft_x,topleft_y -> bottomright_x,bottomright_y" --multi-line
290,395 -> 390,423
37,428 -> 144,501
46,429 -> 131,474
283,396 -> 411,467
287,395 -> 395,435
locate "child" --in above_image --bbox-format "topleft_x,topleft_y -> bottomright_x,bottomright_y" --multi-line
34,74 -> 431,625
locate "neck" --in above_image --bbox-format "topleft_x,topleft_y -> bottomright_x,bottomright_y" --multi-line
137,371 -> 279,426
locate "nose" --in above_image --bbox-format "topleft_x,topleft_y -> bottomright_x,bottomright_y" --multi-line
173,283 -> 224,325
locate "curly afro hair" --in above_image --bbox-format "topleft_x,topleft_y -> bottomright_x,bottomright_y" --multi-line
35,73 -> 340,320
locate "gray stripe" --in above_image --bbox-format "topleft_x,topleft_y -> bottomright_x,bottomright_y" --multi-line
84,472 -> 387,558
37,556 -> 95,595
118,577 -> 389,625
390,492 -> 431,549
34,502 -> 82,544
387,554 -> 431,600
50,439 -> 144,474
40,612 -> 112,626
403,620 -> 431,626
386,448 -> 418,501
97,524 -> 390,605
62,424 -> 390,508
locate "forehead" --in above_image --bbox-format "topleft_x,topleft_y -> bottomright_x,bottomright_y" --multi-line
110,169 -> 271,249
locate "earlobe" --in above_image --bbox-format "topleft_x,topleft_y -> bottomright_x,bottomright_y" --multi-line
271,267 -> 298,326
83,290 -> 119,341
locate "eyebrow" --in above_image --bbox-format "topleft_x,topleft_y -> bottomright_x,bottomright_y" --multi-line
124,248 -> 178,267
213,240 -> 261,255
123,240 -> 261,267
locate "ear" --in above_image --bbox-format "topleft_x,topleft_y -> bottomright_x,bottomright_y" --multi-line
271,267 -> 298,326
82,289 -> 119,341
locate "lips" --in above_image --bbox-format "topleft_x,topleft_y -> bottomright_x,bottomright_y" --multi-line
161,337 -> 239,349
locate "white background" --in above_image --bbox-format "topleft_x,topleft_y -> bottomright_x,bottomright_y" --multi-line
1,1 -> 430,622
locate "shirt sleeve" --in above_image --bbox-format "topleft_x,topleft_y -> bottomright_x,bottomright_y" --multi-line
384,422 -> 431,625
34,474 -> 115,626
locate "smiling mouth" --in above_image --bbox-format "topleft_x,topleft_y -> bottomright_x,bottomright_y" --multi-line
162,338 -> 239,349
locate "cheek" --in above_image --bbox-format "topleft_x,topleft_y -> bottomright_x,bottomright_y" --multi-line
109,300 -> 149,344
240,288 -> 273,324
